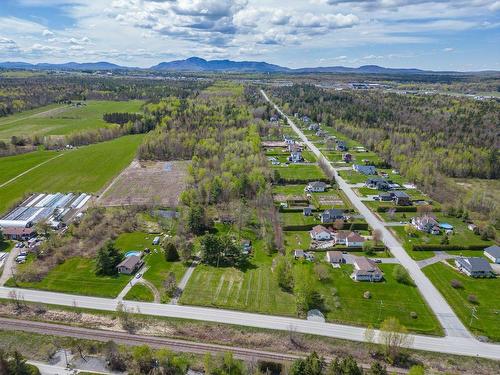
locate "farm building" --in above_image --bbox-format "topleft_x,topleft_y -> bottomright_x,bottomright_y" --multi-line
0,193 -> 91,234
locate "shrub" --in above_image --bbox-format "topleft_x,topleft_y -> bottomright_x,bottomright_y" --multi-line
467,294 -> 478,304
392,265 -> 412,285
450,279 -> 463,289
410,311 -> 418,319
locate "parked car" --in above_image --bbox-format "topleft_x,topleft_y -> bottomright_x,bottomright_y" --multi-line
135,273 -> 143,279
374,259 -> 382,263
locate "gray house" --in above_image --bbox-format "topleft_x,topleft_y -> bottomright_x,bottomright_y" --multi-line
484,246 -> 500,263
117,255 -> 144,275
353,164 -> 376,175
321,209 -> 345,223
455,257 -> 494,278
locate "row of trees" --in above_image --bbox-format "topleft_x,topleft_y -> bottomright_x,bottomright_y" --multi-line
0,350 -> 40,375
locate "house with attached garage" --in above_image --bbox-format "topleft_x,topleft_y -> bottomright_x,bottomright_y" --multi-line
484,245 -> 500,264
320,209 -> 346,224
392,191 -> 411,206
288,144 -> 303,163
366,177 -> 390,190
455,257 -> 495,278
308,123 -> 320,131
326,251 -> 344,265
351,256 -> 383,282
353,164 -> 377,175
310,225 -> 333,241
117,255 -> 144,275
411,215 -> 439,234
305,181 -> 327,192
346,232 -> 365,247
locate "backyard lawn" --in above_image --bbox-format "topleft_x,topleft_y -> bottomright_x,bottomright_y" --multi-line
0,134 -> 144,214
337,170 -> 367,184
284,230 -> 312,251
280,211 -> 318,227
273,164 -> 326,182
294,261 -> 443,335
423,262 -> 500,341
6,257 -> 131,298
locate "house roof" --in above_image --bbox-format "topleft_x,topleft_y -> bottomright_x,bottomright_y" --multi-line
117,255 -> 142,270
353,256 -> 382,273
347,232 -> 365,243
456,257 -> 493,273
485,245 -> 500,258
323,209 -> 344,217
326,251 -> 343,262
413,215 -> 438,226
1,226 -> 35,236
303,207 -> 312,213
294,249 -> 305,256
311,225 -> 331,235
309,181 -> 327,188
393,191 -> 410,198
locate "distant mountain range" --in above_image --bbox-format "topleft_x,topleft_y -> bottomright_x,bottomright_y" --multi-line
0,57 -> 494,74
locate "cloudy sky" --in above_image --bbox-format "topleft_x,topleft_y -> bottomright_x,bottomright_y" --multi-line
0,0 -> 499,70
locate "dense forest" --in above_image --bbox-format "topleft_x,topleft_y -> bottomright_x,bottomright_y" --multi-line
269,84 -> 499,228
0,75 -> 210,117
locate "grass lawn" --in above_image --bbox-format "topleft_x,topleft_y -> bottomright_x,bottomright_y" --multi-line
6,257 -> 131,298
180,237 -> 296,316
0,150 -> 59,185
115,231 -> 187,302
356,187 -> 378,197
423,263 -> 500,341
272,184 -> 307,196
0,100 -> 144,140
284,231 -> 312,251
124,283 -> 155,302
280,211 -> 318,227
337,170 -> 367,184
391,215 -> 494,250
295,261 -> 443,335
273,164 -> 326,182
301,150 -> 317,162
0,134 -> 144,214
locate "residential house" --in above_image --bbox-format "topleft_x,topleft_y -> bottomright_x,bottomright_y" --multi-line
294,249 -> 305,259
320,209 -> 345,224
301,115 -> 311,123
342,153 -> 352,163
379,193 -> 393,201
455,257 -> 494,278
270,115 -> 279,122
241,240 -> 252,255
283,135 -> 294,145
351,256 -> 383,282
289,144 -> 303,163
117,255 -> 144,275
346,232 -> 365,247
316,130 -> 327,137
326,251 -> 344,264
484,245 -> 500,264
353,164 -> 376,175
310,225 -> 333,241
305,181 -> 327,192
336,140 -> 348,152
303,207 -> 313,216
392,191 -> 411,206
333,230 -> 349,245
411,215 -> 439,233
366,177 -> 390,190
1,226 -> 36,241
308,123 -> 320,131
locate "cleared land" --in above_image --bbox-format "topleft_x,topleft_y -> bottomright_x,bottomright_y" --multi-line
0,134 -> 144,214
273,164 -> 326,182
0,100 -> 144,140
423,262 -> 500,341
99,160 -> 189,207
0,150 -> 59,185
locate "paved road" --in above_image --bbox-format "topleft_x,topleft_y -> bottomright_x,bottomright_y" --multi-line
0,286 -> 498,360
417,252 -> 456,268
260,90 -> 472,339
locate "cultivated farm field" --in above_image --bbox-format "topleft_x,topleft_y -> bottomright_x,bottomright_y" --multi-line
98,160 -> 189,207
0,134 -> 143,214
0,100 -> 144,140
0,150 -> 59,186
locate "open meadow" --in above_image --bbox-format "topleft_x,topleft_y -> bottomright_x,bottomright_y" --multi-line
0,100 -> 144,140
0,134 -> 143,214
0,150 -> 59,186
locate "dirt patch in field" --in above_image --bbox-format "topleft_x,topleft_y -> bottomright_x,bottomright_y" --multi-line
98,160 -> 189,207
318,195 -> 344,206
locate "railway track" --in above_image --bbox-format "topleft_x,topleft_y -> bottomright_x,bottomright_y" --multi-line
0,316 -> 408,373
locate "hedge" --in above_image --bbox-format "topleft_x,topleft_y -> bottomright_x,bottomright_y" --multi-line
412,244 -> 487,251
278,177 -> 331,184
376,205 -> 442,213
283,222 -> 368,231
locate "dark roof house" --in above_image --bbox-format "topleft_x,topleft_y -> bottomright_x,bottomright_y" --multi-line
321,209 -> 345,223
455,257 -> 494,278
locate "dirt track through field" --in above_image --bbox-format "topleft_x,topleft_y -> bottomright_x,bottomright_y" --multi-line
0,105 -> 69,126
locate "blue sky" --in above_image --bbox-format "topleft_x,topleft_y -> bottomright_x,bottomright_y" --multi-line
0,0 -> 499,70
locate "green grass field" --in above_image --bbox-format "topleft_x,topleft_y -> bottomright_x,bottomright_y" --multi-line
273,164 -> 326,182
337,170 -> 367,184
0,150 -> 59,185
180,233 -> 296,316
280,211 -> 318,226
115,231 -> 187,302
0,100 -> 144,140
7,257 -> 131,298
295,261 -> 442,335
423,263 -> 500,341
283,231 -> 312,251
0,134 -> 143,214
124,283 -> 155,302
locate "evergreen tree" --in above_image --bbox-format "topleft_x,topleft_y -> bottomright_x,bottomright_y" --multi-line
163,241 -> 180,262
95,241 -> 123,276
290,352 -> 324,375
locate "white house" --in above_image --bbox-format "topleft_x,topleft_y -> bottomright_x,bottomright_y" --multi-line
310,225 -> 333,241
346,232 -> 365,247
351,256 -> 383,282
484,246 -> 500,264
